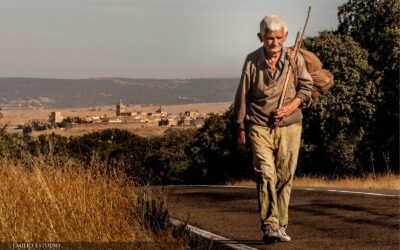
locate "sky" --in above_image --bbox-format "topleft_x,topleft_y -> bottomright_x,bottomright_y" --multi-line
0,0 -> 346,79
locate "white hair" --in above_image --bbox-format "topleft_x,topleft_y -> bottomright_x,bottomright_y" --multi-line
260,15 -> 287,36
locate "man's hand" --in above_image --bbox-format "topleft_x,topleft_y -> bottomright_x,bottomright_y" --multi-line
237,129 -> 247,149
273,97 -> 302,119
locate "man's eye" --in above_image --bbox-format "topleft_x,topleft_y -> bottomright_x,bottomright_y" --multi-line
265,36 -> 283,41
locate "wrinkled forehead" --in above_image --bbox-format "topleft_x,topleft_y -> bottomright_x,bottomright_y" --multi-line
263,28 -> 286,37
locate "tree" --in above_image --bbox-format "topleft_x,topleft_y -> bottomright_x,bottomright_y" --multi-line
338,0 -> 399,172
338,0 -> 399,68
186,108 -> 253,184
145,129 -> 196,184
302,31 -> 379,176
185,114 -> 228,183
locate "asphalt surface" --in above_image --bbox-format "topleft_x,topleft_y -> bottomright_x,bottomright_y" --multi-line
166,186 -> 400,250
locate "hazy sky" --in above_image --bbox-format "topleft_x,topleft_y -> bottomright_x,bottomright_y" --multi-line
0,0 -> 345,79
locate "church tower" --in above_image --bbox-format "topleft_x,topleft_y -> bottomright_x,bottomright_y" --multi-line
116,99 -> 125,116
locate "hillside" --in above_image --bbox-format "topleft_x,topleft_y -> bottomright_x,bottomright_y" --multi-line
0,77 -> 239,108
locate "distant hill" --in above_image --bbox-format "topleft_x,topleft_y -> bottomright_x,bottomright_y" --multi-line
0,77 -> 239,108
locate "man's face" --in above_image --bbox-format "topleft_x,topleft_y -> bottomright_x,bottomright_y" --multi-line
258,28 -> 287,56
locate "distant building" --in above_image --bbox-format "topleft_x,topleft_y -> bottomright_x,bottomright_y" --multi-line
85,115 -> 104,123
192,117 -> 205,128
116,99 -> 131,117
177,110 -> 201,126
183,116 -> 191,126
155,105 -> 168,117
155,104 -> 163,113
49,111 -> 63,123
184,111 -> 199,118
168,117 -> 178,126
108,118 -> 123,123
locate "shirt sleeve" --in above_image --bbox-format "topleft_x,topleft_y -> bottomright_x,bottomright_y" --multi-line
295,54 -> 313,108
233,58 -> 251,130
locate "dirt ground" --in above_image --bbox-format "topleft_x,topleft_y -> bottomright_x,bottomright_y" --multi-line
1,102 -> 231,136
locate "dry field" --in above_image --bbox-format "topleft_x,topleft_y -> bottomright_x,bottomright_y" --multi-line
230,174 -> 400,190
0,155 -> 182,247
1,102 -> 232,136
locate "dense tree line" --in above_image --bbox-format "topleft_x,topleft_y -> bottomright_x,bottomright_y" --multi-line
0,0 -> 397,183
0,114 -> 250,184
300,0 -> 399,176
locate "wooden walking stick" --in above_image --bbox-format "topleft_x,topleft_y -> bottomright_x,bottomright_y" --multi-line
272,6 -> 311,128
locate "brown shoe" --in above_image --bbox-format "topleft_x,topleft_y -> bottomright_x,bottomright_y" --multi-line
262,225 -> 279,243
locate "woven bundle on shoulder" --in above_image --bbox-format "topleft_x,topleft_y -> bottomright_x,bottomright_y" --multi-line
287,48 -> 334,101
299,49 -> 322,72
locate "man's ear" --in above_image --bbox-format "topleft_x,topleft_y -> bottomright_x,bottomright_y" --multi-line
284,32 -> 288,42
257,33 -> 263,42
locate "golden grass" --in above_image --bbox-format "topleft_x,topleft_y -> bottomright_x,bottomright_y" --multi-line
229,174 -> 400,190
0,156 -> 169,243
293,174 -> 400,190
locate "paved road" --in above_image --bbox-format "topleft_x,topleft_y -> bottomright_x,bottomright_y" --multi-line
166,186 -> 400,249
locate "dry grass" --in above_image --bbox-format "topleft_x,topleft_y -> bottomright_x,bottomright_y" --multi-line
293,174 -> 400,190
0,156 -> 171,243
229,174 -> 400,190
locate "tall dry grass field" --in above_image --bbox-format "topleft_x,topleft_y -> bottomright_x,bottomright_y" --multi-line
293,174 -> 400,190
0,156 -> 168,243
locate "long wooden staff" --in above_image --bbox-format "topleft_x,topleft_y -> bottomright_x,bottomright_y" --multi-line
273,6 -> 311,128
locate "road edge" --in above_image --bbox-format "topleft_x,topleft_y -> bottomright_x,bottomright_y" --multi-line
170,218 -> 259,250
167,185 -> 399,197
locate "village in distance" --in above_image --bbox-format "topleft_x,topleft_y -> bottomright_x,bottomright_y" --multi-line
2,100 -> 232,137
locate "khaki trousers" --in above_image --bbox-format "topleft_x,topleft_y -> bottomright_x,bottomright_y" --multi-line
249,122 -> 302,230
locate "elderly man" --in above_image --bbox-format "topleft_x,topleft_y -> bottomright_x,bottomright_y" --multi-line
234,15 -> 313,243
